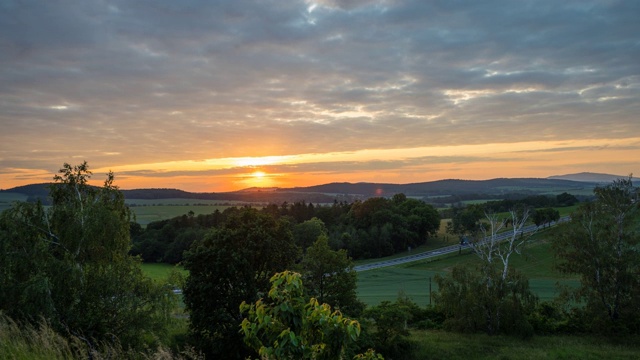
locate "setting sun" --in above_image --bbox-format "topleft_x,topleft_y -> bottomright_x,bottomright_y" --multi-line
252,171 -> 266,179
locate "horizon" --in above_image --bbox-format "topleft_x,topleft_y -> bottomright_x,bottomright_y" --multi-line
1,1 -> 639,192
2,170 -> 630,194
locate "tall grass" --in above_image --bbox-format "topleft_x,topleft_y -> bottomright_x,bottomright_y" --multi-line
0,314 -> 201,360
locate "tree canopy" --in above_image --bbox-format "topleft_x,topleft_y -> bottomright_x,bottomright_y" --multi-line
0,162 -> 172,347
553,177 -> 640,333
182,207 -> 300,359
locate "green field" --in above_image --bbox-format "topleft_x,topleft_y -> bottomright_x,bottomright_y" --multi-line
140,263 -> 187,282
409,330 -> 640,359
125,198 -> 262,226
130,204 -> 231,226
357,228 -> 578,306
141,227 -> 577,307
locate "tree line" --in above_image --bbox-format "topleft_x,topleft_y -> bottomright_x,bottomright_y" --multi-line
131,193 -> 442,264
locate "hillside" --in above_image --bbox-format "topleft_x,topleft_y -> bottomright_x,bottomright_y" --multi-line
1,177 -> 600,205
281,178 -> 597,197
548,172 -> 632,183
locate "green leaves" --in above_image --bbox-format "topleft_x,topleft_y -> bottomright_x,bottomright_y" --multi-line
0,162 -> 174,348
240,271 -> 380,360
183,207 -> 299,358
553,177 -> 640,332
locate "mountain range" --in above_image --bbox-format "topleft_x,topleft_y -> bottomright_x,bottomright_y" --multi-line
2,172 -> 630,204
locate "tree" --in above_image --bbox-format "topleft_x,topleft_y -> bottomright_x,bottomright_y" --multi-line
240,271 -> 381,360
0,162 -> 172,347
533,207 -> 560,228
470,209 -> 532,281
434,264 -> 535,337
553,177 -> 640,333
556,192 -> 579,207
293,217 -> 328,253
298,235 -> 364,316
362,299 -> 414,359
183,207 -> 300,359
436,208 -> 537,336
446,204 -> 483,240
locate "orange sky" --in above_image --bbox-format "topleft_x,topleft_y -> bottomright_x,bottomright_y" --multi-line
4,137 -> 633,193
1,1 -> 639,192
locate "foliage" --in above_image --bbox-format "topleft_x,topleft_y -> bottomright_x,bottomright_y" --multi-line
132,194 -> 441,263
346,196 -> 441,259
182,207 -> 300,359
362,298 -> 417,359
532,207 -> 560,228
294,217 -> 329,253
434,265 -> 536,337
240,271 -> 380,360
298,235 -> 365,316
437,208 -> 537,336
446,204 -> 483,240
469,208 -> 531,281
0,162 -> 174,348
552,177 -> 640,333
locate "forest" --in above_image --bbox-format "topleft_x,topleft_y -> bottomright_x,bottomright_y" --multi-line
1,163 -> 639,359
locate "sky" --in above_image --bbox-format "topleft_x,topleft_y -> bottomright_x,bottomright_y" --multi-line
1,0 -> 639,192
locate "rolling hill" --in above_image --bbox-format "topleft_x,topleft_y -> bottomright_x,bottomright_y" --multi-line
1,176 -> 603,204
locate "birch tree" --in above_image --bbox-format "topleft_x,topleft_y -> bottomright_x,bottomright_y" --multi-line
0,162 -> 172,348
469,208 -> 532,281
553,177 -> 640,333
435,207 -> 536,336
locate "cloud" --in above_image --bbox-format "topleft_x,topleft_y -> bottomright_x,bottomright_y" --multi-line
1,0 -> 639,190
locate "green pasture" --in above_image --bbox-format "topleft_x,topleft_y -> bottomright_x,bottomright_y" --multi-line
357,228 -> 578,306
130,204 -> 230,226
410,330 -> 640,360
461,199 -> 495,205
141,263 -> 187,282
126,198 -> 264,226
125,198 -> 252,206
141,227 -> 579,308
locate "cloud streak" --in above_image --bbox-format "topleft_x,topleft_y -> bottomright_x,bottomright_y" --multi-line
1,0 -> 639,191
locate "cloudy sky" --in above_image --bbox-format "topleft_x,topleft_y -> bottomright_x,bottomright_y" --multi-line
1,0 -> 639,192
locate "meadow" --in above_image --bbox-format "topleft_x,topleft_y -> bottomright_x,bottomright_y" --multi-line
356,227 -> 578,306
141,226 -> 577,307
126,199 -> 260,226
409,330 -> 640,359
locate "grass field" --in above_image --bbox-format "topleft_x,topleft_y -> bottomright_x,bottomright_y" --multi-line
140,263 -> 187,282
410,330 -> 640,359
130,204 -> 231,226
126,198 -> 262,226
140,227 -> 577,308
357,227 -> 578,306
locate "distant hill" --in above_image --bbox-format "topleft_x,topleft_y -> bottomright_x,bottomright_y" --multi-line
279,178 -> 598,197
2,177 -> 600,204
548,172 -> 631,183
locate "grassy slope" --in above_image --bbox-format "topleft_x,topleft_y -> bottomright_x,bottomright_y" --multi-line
357,227 -> 578,306
140,263 -> 188,282
130,205 -> 230,226
141,228 -> 577,306
411,330 -> 640,360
